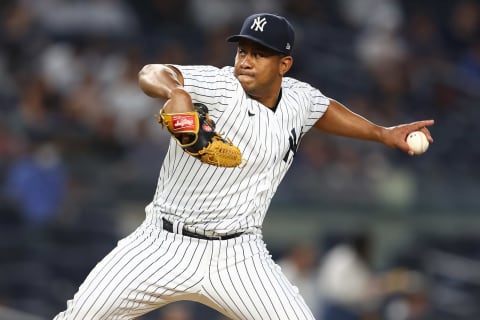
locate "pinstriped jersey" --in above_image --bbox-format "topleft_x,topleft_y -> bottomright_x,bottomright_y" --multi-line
146,65 -> 329,236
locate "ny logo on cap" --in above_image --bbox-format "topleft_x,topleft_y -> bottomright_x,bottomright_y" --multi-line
251,16 -> 267,32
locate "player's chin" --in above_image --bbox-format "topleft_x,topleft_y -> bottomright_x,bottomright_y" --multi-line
237,76 -> 256,91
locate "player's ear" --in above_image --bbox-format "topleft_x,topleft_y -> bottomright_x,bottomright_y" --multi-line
279,56 -> 293,76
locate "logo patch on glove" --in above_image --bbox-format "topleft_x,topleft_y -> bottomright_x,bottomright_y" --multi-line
172,114 -> 196,132
157,103 -> 243,167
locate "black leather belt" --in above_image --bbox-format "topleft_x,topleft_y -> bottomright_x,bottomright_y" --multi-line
162,218 -> 243,240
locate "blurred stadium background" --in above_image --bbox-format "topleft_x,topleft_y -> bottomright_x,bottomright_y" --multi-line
1,0 -> 480,319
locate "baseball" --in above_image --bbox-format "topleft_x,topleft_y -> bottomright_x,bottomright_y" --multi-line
406,131 -> 429,155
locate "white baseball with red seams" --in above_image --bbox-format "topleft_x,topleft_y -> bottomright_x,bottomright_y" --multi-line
406,131 -> 429,155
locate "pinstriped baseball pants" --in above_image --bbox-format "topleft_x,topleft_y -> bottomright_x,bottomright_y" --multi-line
53,219 -> 315,320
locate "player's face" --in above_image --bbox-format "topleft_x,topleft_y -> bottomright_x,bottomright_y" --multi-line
234,39 -> 292,106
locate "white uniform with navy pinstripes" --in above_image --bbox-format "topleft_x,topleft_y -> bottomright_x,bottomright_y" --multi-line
54,65 -> 329,320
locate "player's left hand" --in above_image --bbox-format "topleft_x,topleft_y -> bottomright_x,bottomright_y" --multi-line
383,119 -> 434,156
157,103 -> 244,167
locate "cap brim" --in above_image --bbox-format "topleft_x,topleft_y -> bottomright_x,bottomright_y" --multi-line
226,35 -> 286,55
226,35 -> 243,43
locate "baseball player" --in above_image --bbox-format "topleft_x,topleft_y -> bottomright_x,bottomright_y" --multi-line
54,13 -> 434,320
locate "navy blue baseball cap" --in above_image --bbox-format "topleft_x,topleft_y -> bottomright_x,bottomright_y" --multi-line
227,13 -> 295,56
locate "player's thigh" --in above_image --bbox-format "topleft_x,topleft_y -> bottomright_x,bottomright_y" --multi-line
207,238 -> 315,320
54,226 -> 187,319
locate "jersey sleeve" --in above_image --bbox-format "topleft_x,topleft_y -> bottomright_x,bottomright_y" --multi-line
283,78 -> 330,134
305,84 -> 330,129
282,76 -> 330,133
171,65 -> 233,106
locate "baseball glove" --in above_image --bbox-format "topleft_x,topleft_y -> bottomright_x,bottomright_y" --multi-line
157,103 -> 243,168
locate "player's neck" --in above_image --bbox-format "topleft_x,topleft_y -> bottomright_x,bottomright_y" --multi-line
252,88 -> 282,111
271,88 -> 282,112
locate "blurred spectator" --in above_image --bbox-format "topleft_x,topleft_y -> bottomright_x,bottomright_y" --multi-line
26,0 -> 140,38
380,268 -> 429,320
284,0 -> 330,23
3,142 -> 67,224
188,0 -> 282,33
125,0 -> 191,31
404,10 -> 452,118
456,39 -> 480,94
15,75 -> 61,141
317,231 -> 382,320
102,49 -> 156,143
201,27 -> 238,67
445,0 -> 480,58
61,72 -> 107,130
157,302 -> 194,320
338,0 -> 403,31
318,231 -> 431,320
277,242 -> 320,315
0,0 -> 40,75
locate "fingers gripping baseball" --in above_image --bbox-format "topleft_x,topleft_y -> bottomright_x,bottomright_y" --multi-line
385,119 -> 434,155
157,103 -> 243,167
